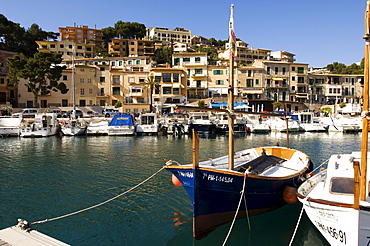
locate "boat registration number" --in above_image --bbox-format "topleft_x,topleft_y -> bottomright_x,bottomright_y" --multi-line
315,220 -> 346,244
202,173 -> 233,183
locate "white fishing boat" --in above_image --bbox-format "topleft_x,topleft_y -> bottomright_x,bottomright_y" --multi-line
318,115 -> 360,133
20,113 -> 60,137
135,113 -> 160,135
60,118 -> 87,136
0,116 -> 22,136
213,112 -> 246,133
297,4 -> 370,245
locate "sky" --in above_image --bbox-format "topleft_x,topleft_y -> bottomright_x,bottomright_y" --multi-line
1,0 -> 366,67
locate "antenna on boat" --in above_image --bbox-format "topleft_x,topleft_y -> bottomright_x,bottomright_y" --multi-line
228,4 -> 236,170
360,1 -> 370,201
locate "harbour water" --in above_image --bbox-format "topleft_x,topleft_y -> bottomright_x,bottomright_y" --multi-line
0,132 -> 361,245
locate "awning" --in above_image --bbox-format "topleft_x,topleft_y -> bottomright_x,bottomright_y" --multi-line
243,90 -> 263,94
295,95 -> 308,98
272,78 -> 284,81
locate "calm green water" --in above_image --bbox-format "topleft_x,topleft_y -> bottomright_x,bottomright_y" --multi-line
0,132 -> 362,245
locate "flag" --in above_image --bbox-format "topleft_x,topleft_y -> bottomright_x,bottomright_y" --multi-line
229,4 -> 237,58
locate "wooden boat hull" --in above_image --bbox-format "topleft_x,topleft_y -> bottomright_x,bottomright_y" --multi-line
167,162 -> 307,239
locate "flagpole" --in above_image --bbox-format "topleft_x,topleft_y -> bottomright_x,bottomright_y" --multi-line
228,4 -> 235,170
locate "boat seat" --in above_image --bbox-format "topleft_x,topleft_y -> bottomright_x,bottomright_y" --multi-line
234,155 -> 286,174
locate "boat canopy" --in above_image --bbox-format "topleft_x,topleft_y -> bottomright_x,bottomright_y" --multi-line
108,114 -> 134,126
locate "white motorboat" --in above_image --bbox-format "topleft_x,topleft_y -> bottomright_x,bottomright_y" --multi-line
213,112 -> 246,133
188,112 -> 216,133
159,112 -> 188,135
318,116 -> 360,133
0,116 -> 22,136
20,113 -> 60,137
107,114 -> 135,136
135,113 -> 160,135
60,118 -> 87,136
264,116 -> 300,132
291,112 -> 327,132
244,114 -> 271,133
296,5 -> 370,245
86,117 -> 110,135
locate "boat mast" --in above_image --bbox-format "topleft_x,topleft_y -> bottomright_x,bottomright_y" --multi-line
72,44 -> 76,118
228,4 -> 235,170
360,1 -> 370,201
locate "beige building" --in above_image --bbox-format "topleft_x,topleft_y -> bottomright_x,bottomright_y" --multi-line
36,40 -> 96,59
59,25 -> 103,48
146,27 -> 192,44
172,52 -> 208,99
221,41 -> 271,66
108,38 -> 155,57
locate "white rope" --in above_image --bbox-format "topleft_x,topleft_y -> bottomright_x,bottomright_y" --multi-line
222,172 -> 248,246
30,166 -> 166,225
288,204 -> 305,246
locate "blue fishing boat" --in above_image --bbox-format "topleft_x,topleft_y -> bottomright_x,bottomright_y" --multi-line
164,4 -> 312,239
107,114 -> 135,136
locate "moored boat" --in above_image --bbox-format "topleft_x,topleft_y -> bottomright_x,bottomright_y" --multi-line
107,114 -> 135,136
20,113 -> 60,137
60,118 -> 87,136
135,113 -> 160,135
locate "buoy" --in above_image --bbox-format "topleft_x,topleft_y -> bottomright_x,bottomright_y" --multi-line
172,174 -> 182,186
283,183 -> 298,204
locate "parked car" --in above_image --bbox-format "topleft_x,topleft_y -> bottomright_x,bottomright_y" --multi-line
47,109 -> 62,118
13,108 -> 38,118
102,108 -> 120,117
62,110 -> 84,118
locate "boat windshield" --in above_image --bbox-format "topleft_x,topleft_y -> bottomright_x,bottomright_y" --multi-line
330,177 -> 354,194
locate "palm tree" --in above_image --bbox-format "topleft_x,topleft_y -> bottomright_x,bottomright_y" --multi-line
144,75 -> 159,112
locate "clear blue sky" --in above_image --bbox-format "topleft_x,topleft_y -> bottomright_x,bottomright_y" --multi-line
1,0 -> 366,67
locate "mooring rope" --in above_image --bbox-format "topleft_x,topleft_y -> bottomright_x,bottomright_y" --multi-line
30,166 -> 166,225
222,171 -> 248,246
288,202 -> 305,246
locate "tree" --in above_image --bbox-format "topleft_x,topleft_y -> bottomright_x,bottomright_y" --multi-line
325,61 -> 363,74
339,102 -> 346,108
7,52 -> 68,107
144,75 -> 159,112
153,45 -> 172,64
272,101 -> 281,111
114,21 -> 146,39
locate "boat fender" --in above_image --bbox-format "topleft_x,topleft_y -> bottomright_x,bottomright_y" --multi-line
172,174 -> 182,186
283,183 -> 298,204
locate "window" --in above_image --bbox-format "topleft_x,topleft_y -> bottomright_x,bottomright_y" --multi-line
100,77 -> 105,82
173,88 -> 179,94
173,74 -> 179,82
60,44 -> 64,48
100,67 -> 105,71
112,87 -> 120,95
62,75 -> 67,81
196,80 -> 201,87
80,78 -> 84,83
136,60 -> 141,65
282,67 -> 286,75
298,67 -> 304,74
113,76 -> 120,85
119,61 -> 123,66
139,78 -> 145,83
267,67 -> 271,75
128,60 -> 133,65
163,87 -> 171,94
183,57 -> 190,62
255,79 -> 259,85
88,78 -> 92,83
330,177 -> 354,194
213,70 -> 223,75
216,80 -> 224,85
155,76 -> 161,82
62,99 -> 68,107
50,44 -> 55,48
275,67 -> 278,74
80,88 -> 85,96
0,78 -> 4,84
131,87 -> 142,93
163,73 -> 171,82
77,45 -> 82,49
174,58 -> 180,65
194,69 -> 202,74
292,67 -> 296,71
195,57 -> 201,63
89,88 -> 93,94
128,77 -> 135,83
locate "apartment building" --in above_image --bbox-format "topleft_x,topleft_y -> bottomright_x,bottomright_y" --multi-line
36,40 -> 96,59
59,25 -> 103,48
146,27 -> 192,44
221,41 -> 271,65
172,52 -> 208,99
108,38 -> 155,57
150,65 -> 188,110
